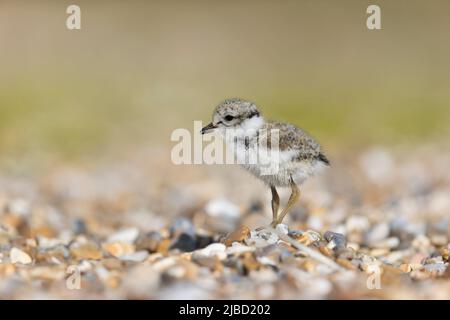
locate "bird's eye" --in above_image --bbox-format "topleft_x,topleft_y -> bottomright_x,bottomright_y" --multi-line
224,115 -> 234,121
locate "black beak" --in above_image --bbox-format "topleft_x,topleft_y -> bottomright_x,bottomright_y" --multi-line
200,122 -> 217,135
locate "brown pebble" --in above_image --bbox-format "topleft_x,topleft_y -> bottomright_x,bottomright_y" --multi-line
223,226 -> 250,246
242,252 -> 260,272
399,264 -> 412,273
336,258 -> 358,270
156,238 -> 172,255
71,243 -> 103,260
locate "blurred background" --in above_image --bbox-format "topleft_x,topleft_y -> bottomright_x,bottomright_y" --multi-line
0,0 -> 449,299
1,0 -> 449,166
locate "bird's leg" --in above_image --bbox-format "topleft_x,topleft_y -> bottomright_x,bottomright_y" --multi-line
271,177 -> 300,227
270,185 -> 280,224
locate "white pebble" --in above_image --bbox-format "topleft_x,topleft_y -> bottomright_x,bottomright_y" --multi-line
107,228 -> 139,244
10,247 -> 32,264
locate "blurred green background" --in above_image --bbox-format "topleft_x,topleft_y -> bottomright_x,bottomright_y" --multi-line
1,0 -> 449,164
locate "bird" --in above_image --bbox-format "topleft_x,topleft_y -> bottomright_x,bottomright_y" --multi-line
201,98 -> 330,228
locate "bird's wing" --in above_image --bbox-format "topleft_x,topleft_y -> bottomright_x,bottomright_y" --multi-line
259,121 -> 329,164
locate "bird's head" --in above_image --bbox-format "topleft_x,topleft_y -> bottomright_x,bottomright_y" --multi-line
201,98 -> 262,135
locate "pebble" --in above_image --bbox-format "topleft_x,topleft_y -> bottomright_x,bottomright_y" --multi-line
346,215 -> 370,233
192,255 -> 220,269
205,198 -> 240,232
365,222 -> 390,246
245,229 -> 278,248
71,243 -> 103,260
275,224 -> 289,235
323,231 -> 347,251
430,235 -> 448,247
170,233 -> 197,252
170,218 -> 196,238
72,218 -> 87,235
423,263 -> 447,276
119,250 -> 149,262
7,199 -> 31,216
371,237 -> 400,249
10,247 -> 32,264
103,242 -> 135,258
297,230 -> 321,246
122,265 -> 160,298
38,237 -> 64,249
135,231 -> 162,252
399,264 -> 412,273
107,228 -> 139,244
241,252 -> 261,272
226,242 -> 255,255
412,235 -> 431,249
193,243 -> 227,260
223,226 -> 250,246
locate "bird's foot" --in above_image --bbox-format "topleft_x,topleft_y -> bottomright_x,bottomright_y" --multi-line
255,220 -> 279,232
270,220 -> 280,228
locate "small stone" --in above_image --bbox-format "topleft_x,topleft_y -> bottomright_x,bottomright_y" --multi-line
245,229 -> 278,248
193,243 -> 227,260
412,235 -> 431,249
71,243 -> 103,260
336,258 -> 358,270
430,235 -> 448,247
371,237 -> 400,249
135,231 -> 162,252
319,246 -> 334,258
72,218 -> 87,235
365,222 -> 390,246
195,230 -> 214,249
102,258 -> 123,270
37,245 -> 70,263
0,263 -> 15,277
10,247 -> 32,264
170,218 -> 196,238
288,230 -> 303,240
8,199 -> 31,216
423,263 -> 447,276
226,242 -> 255,255
324,231 -> 347,252
98,268 -> 120,289
370,248 -> 390,257
103,242 -> 135,258
223,226 -> 250,246
38,237 -> 64,249
399,264 -> 412,273
192,255 -> 220,269
30,226 -> 57,238
410,269 -> 430,281
165,265 -> 188,278
119,250 -> 149,262
122,265 -> 160,298
29,266 -> 66,281
439,248 -> 449,261
257,256 -> 278,267
241,252 -> 260,272
107,228 -> 139,244
170,233 -> 197,252
156,238 -> 172,254
205,198 -> 240,233
275,224 -> 289,235
347,242 -> 360,251
26,238 -> 37,248
346,215 -> 370,233
297,230 -> 321,246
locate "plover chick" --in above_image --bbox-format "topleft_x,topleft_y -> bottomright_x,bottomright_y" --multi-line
201,98 -> 330,228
